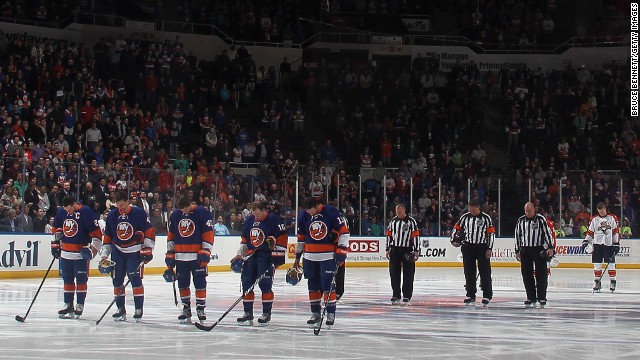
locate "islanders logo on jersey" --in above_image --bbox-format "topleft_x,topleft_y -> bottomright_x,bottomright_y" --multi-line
178,219 -> 196,238
249,227 -> 265,247
116,222 -> 134,240
309,221 -> 328,241
62,219 -> 79,237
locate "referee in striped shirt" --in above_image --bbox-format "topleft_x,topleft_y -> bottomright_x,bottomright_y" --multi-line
515,202 -> 555,308
451,199 -> 495,306
385,204 -> 420,305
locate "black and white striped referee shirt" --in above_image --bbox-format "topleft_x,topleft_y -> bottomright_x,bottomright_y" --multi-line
514,213 -> 554,251
385,216 -> 420,251
452,211 -> 496,248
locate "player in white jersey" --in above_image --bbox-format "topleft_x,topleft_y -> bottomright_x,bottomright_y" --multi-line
582,202 -> 621,292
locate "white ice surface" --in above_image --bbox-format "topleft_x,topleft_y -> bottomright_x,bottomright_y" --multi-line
3,267 -> 640,359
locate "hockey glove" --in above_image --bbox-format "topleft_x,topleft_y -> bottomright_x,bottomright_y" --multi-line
165,251 -> 176,269
197,249 -> 211,269
335,246 -> 348,266
612,243 -> 621,255
163,268 -> 176,282
81,246 -> 93,261
140,247 -> 153,264
581,239 -> 590,250
51,240 -> 61,259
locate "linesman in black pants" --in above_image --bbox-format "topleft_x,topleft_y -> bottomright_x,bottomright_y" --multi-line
385,204 -> 420,305
451,199 -> 496,307
515,202 -> 555,308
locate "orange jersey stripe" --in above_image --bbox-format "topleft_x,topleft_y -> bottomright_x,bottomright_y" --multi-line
410,230 -> 420,238
88,228 -> 103,239
243,292 -> 255,301
144,228 -> 156,240
202,230 -> 214,245
103,234 -> 112,245
304,243 -> 337,253
276,234 -> 288,248
61,243 -> 84,252
174,244 -> 202,253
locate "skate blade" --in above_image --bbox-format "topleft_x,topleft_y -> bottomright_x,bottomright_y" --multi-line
237,320 -> 253,326
257,322 -> 269,327
59,314 -> 74,319
113,316 -> 127,322
179,318 -> 192,324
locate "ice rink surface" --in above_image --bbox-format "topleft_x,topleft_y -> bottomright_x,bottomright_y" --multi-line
2,267 -> 640,360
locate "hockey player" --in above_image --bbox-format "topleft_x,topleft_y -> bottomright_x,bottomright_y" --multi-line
230,201 -> 287,326
294,198 -> 349,328
165,197 -> 214,323
582,202 -> 621,292
100,192 -> 155,321
51,195 -> 102,318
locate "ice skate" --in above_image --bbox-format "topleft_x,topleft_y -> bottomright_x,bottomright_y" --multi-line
112,307 -> 127,322
306,313 -> 321,327
524,300 -> 536,308
538,300 -> 547,308
74,304 -> 84,318
390,297 -> 400,305
481,298 -> 490,308
257,313 -> 271,326
237,312 -> 254,326
133,308 -> 143,322
593,279 -> 602,293
464,297 -> 476,306
610,280 -> 617,292
58,303 -> 74,319
325,313 -> 335,328
178,307 -> 192,324
196,308 -> 206,323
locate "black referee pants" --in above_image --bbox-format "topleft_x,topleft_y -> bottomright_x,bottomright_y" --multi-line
520,246 -> 548,302
461,243 -> 492,300
389,246 -> 415,300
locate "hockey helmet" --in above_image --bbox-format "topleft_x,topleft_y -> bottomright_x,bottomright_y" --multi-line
98,258 -> 115,274
451,230 -> 464,247
286,266 -> 303,286
230,257 -> 244,273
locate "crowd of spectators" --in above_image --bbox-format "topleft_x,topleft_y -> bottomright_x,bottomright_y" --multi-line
0,0 -> 635,239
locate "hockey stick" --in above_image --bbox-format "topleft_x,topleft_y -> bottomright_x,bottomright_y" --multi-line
92,262 -> 144,326
314,263 -> 340,336
172,276 -> 181,309
15,257 -> 57,323
195,268 -> 271,331
593,261 -> 610,294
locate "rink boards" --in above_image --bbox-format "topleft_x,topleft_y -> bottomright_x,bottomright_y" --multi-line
1,235 -> 638,278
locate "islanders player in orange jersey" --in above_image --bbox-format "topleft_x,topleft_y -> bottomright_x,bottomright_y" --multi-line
231,201 -> 287,326
294,198 -> 350,328
51,195 -> 102,319
101,191 -> 155,321
165,196 -> 214,323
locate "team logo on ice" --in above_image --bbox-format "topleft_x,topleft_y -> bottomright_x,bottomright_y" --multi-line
178,219 -> 196,237
116,222 -> 134,240
62,219 -> 79,237
250,228 -> 266,247
309,221 -> 328,241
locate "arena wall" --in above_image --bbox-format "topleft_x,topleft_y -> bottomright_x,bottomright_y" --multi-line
1,235 -> 637,279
